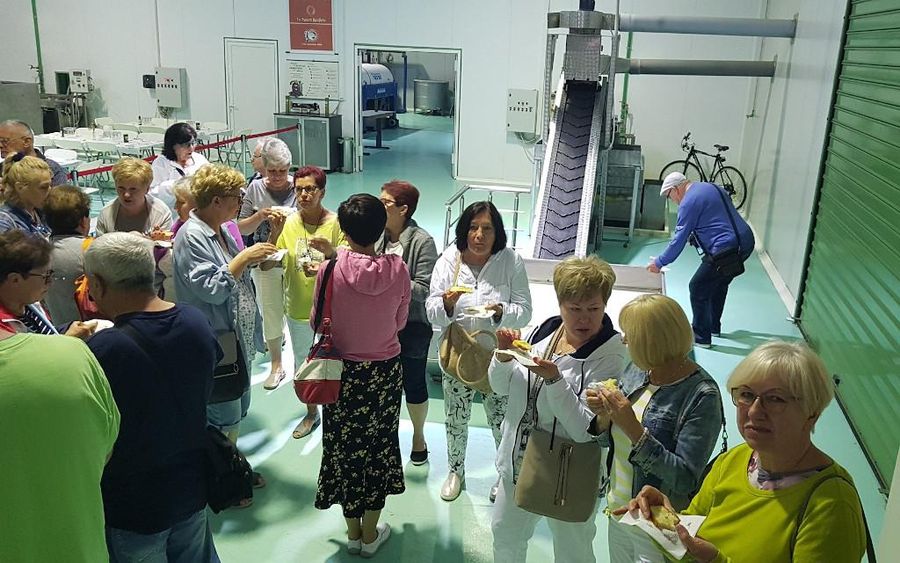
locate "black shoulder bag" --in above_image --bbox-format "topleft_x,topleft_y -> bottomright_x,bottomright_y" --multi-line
117,322 -> 254,513
695,186 -> 746,278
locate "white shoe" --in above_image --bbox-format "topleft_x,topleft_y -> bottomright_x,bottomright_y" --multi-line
440,471 -> 464,502
361,523 -> 391,558
347,537 -> 361,555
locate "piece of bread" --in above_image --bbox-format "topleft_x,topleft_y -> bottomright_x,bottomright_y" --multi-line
448,285 -> 474,294
650,505 -> 680,531
511,339 -> 531,352
601,378 -> 618,391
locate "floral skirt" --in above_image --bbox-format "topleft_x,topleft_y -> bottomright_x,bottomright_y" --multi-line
315,356 -> 405,518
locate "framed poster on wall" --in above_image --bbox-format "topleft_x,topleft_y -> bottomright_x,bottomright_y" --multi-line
286,60 -> 340,99
289,0 -> 334,52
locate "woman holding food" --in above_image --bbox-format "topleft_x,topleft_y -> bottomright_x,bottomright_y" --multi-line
616,341 -> 866,563
237,138 -> 295,389
585,293 -> 723,563
426,200 -> 532,503
489,255 -> 627,563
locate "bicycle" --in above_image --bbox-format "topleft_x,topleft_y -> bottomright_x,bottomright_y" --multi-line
658,131 -> 748,210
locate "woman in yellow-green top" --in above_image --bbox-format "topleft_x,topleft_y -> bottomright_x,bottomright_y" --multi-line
616,341 -> 867,563
267,165 -> 346,439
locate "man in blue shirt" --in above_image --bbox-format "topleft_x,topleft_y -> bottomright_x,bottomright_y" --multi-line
647,172 -> 755,347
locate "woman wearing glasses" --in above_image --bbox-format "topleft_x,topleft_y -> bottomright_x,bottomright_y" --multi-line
617,341 -> 866,563
173,164 -> 278,506
585,294 -> 723,563
268,165 -> 346,439
150,122 -> 210,208
0,229 -> 94,338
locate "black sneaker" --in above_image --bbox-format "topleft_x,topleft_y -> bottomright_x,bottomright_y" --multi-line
410,448 -> 429,466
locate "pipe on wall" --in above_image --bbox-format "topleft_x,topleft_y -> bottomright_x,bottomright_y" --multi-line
625,59 -> 776,77
30,0 -> 45,94
619,15 -> 796,38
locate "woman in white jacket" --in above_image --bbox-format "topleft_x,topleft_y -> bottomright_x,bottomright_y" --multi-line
426,201 -> 532,502
489,255 -> 628,563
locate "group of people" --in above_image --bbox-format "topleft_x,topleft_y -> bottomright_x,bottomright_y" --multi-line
0,120 -> 868,563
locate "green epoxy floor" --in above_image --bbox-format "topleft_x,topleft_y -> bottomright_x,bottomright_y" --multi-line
88,117 -> 884,561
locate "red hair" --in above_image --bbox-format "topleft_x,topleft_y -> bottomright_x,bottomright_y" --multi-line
294,165 -> 326,189
381,180 -> 419,220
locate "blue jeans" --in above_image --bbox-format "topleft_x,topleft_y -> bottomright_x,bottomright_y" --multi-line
106,509 -> 219,563
207,388 -> 251,434
688,247 -> 753,343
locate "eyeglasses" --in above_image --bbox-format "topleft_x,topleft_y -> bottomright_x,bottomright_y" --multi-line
24,269 -> 54,283
295,186 -> 320,195
380,197 -> 396,206
0,135 -> 29,144
178,140 -> 198,149
221,193 -> 244,204
730,387 -> 799,414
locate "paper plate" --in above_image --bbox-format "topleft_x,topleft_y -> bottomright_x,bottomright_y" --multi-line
462,305 -> 494,319
495,348 -> 538,367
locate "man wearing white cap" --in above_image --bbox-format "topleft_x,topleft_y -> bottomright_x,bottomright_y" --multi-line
648,172 -> 754,347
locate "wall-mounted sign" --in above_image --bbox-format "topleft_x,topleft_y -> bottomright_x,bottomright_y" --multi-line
289,0 -> 334,52
286,60 -> 340,99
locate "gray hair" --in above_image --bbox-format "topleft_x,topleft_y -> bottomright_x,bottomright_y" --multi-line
253,136 -> 273,156
260,137 -> 292,169
0,120 -> 34,138
83,232 -> 156,293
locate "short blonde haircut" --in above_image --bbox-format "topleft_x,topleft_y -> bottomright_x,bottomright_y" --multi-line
1,154 -> 51,205
111,157 -> 152,188
172,176 -> 195,205
553,255 -> 616,304
619,294 -> 694,370
727,340 -> 834,420
191,164 -> 245,208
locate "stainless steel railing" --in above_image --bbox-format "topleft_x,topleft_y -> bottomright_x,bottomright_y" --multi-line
443,183 -> 532,249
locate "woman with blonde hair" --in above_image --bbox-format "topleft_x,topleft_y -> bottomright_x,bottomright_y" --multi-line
586,293 -> 724,563
618,341 -> 867,562
0,153 -> 52,237
490,255 -> 627,563
97,157 -> 172,236
173,163 -> 280,505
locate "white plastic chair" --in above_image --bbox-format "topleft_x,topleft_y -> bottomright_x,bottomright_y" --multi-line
137,132 -> 164,142
139,125 -> 166,134
84,140 -> 121,163
75,127 -> 93,138
74,160 -> 109,203
150,117 -> 170,128
49,139 -> 85,153
94,117 -> 114,127
44,148 -> 79,163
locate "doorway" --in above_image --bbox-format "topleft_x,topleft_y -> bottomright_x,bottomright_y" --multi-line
224,38 -> 280,134
353,45 -> 461,177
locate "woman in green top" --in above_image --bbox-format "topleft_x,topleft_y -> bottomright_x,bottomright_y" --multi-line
616,341 -> 867,563
268,166 -> 346,439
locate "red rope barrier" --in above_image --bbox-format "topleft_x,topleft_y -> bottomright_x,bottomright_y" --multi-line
71,124 -> 301,180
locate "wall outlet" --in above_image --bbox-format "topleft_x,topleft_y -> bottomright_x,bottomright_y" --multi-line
507,88 -> 538,134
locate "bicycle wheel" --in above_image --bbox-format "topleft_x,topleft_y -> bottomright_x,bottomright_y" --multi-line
659,160 -> 704,185
712,166 -> 748,210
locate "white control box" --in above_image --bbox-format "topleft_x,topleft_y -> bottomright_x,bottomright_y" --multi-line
155,67 -> 186,108
69,69 -> 91,93
507,89 -> 539,134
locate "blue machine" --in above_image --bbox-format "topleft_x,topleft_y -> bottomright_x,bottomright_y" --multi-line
361,61 -> 407,124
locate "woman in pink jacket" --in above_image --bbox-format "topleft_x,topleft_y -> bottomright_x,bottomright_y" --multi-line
311,193 -> 411,558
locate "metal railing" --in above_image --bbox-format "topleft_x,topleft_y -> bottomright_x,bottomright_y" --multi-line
444,183 -> 532,249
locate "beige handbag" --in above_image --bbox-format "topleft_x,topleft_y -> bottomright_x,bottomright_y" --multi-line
437,253 -> 495,394
514,328 -> 603,522
439,323 -> 495,394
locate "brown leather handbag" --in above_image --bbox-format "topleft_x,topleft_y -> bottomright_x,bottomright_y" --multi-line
514,328 -> 603,522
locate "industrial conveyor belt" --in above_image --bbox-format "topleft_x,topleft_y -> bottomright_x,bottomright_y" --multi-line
532,81 -> 606,259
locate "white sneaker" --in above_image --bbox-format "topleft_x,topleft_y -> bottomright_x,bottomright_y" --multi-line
361,523 -> 391,558
347,537 -> 361,555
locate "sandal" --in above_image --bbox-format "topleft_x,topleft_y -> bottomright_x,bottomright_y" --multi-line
233,497 -> 253,509
292,415 -> 321,439
263,369 -> 286,390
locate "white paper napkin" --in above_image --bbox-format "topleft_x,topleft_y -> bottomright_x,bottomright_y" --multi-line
616,510 -> 706,560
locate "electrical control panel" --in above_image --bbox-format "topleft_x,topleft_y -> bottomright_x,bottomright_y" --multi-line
507,89 -> 539,134
154,67 -> 186,108
68,69 -> 92,93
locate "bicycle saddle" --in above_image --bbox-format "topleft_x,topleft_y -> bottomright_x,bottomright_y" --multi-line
714,144 -> 730,152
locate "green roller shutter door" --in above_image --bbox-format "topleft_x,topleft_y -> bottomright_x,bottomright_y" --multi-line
799,0 -> 900,487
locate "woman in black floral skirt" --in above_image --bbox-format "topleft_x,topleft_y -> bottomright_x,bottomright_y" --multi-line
310,194 -> 411,557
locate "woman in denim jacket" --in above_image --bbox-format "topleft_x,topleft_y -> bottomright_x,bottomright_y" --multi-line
586,294 -> 723,563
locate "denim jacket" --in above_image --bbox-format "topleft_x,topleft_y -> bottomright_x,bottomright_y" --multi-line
601,362 -> 724,510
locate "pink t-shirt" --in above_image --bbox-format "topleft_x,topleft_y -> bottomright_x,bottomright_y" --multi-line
312,248 -> 410,362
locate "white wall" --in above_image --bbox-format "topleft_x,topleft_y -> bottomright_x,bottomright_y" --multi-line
737,0 -> 847,310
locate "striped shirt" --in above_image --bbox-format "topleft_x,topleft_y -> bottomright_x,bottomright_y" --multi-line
607,385 -> 658,510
